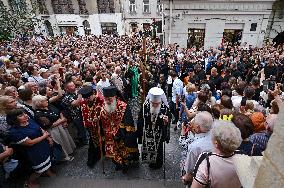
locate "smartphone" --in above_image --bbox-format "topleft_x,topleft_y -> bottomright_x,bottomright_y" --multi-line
181,95 -> 185,102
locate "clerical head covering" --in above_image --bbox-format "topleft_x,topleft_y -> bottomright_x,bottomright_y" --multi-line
102,86 -> 117,97
146,87 -> 169,107
78,85 -> 94,98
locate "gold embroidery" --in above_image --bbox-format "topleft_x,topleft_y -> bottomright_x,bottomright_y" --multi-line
125,126 -> 136,132
126,147 -> 139,153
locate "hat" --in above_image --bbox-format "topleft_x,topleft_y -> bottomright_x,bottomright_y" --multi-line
78,86 -> 94,98
148,87 -> 164,103
102,86 -> 117,98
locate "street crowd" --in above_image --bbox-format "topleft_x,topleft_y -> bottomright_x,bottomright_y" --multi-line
0,33 -> 283,188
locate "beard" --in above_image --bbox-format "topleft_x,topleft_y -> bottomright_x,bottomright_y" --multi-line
104,98 -> 117,113
150,103 -> 161,115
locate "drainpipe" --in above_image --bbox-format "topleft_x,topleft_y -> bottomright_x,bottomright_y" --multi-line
162,4 -> 165,45
169,0 -> 173,44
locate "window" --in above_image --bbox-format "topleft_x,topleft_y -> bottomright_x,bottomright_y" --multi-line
52,0 -> 74,14
157,0 -> 162,13
250,23 -> 257,31
187,29 -> 205,48
143,23 -> 150,30
37,0 -> 48,14
97,0 -> 115,14
101,22 -> 117,34
78,0 -> 88,14
83,20 -> 91,35
223,29 -> 243,44
143,0 -> 150,13
130,22 -> 138,32
156,20 -> 162,33
9,0 -> 27,13
44,20 -> 54,36
129,0 -> 136,13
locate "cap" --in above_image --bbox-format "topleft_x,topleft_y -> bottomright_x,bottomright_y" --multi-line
102,86 -> 117,98
78,86 -> 94,98
149,87 -> 164,103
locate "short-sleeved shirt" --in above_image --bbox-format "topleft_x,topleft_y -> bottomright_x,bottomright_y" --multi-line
194,153 -> 242,188
61,92 -> 82,120
9,119 -> 51,173
249,131 -> 271,152
185,132 -> 213,173
171,78 -> 183,103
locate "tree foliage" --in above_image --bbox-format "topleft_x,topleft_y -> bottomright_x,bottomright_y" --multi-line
0,0 -> 40,41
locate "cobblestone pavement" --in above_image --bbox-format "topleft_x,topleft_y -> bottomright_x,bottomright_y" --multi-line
55,97 -> 183,181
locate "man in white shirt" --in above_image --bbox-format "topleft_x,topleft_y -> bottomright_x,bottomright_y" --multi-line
182,111 -> 214,185
96,71 -> 111,94
170,71 -> 183,130
111,66 -> 124,94
231,81 -> 246,111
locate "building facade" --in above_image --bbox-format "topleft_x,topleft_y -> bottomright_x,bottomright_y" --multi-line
162,0 -> 277,49
1,0 -> 283,47
266,0 -> 284,44
2,0 -> 124,36
122,0 -> 163,38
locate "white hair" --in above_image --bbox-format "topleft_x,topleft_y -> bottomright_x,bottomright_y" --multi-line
194,111 -> 213,131
211,123 -> 242,154
32,95 -> 47,109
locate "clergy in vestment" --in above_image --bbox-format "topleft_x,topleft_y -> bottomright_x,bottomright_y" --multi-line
137,87 -> 171,169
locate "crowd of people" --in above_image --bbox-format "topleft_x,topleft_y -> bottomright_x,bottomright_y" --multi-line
0,33 -> 283,188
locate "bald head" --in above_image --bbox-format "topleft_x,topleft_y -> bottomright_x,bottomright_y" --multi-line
115,66 -> 121,74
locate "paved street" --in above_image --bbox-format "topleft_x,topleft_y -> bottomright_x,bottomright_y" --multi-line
39,97 -> 184,187
41,127 -> 183,187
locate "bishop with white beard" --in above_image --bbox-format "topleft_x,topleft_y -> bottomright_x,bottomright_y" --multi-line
137,87 -> 171,169
99,86 -> 139,173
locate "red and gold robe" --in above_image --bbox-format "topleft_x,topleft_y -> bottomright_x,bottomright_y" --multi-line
100,99 -> 138,164
80,96 -> 104,147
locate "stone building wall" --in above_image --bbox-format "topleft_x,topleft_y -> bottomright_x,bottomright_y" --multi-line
162,0 -> 276,49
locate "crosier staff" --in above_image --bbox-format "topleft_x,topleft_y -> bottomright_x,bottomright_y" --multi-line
140,37 -> 147,102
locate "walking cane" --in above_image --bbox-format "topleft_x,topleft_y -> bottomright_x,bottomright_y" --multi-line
163,109 -> 169,186
163,140 -> 166,185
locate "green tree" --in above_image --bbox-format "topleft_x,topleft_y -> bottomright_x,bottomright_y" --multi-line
0,0 -> 40,41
